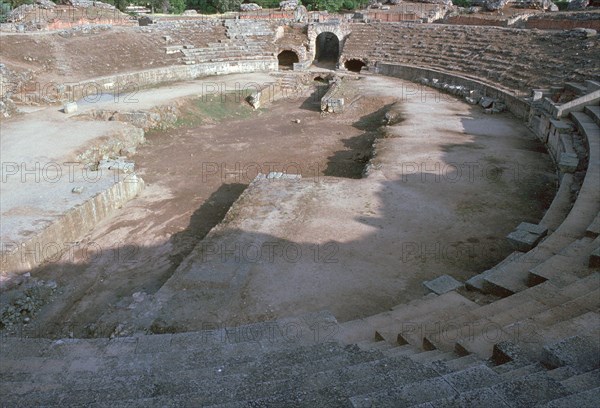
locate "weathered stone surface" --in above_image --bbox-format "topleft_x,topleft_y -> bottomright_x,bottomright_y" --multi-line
567,0 -> 589,10
559,152 -> 579,173
590,247 -> 600,268
485,0 -> 511,11
183,9 -> 198,15
572,28 -> 596,38
507,222 -> 547,251
423,274 -> 463,295
480,97 -> 494,109
507,229 -> 542,252
63,102 -> 78,114
240,3 -> 262,11
280,0 -> 298,10
542,334 -> 600,371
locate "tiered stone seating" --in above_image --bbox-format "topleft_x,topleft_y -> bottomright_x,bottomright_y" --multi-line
1,310 -> 598,406
176,20 -> 276,65
462,100 -> 600,298
342,23 -> 600,94
2,20 -> 599,407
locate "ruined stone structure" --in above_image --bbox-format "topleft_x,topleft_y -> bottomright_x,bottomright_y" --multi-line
1,7 -> 599,406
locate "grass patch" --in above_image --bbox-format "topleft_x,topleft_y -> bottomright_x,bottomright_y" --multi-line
174,92 -> 258,128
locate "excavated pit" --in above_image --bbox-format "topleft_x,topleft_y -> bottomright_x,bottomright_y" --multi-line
1,75 -> 556,339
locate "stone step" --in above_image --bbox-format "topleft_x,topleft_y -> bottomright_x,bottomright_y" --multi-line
337,292 -> 472,344
460,307 -> 599,361
355,340 -> 396,352
490,370 -> 571,407
539,173 -> 575,234
571,111 -> 600,138
382,344 -> 423,358
466,252 -> 523,292
426,354 -> 484,375
371,292 -> 477,345
584,105 -> 600,128
493,361 -> 545,379
587,213 -> 600,238
565,82 -> 589,96
443,364 -> 502,393
413,387 -> 511,407
560,271 -> 599,298
542,387 -> 600,408
547,365 -> 583,382
390,299 -> 478,350
541,327 -> 600,371
560,368 -> 600,394
349,376 -> 458,407
3,345 -> 382,406
408,350 -> 457,365
424,282 -> 567,352
528,237 -> 598,287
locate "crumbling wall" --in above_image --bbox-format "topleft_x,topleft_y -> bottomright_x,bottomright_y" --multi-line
375,63 -> 530,119
246,82 -> 285,109
64,60 -> 278,102
320,77 -> 344,113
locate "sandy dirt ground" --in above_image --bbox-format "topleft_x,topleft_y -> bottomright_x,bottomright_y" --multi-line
2,73 -> 556,338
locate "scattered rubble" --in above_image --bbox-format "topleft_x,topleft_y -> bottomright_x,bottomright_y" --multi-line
567,0 -> 589,10
280,0 -> 299,11
485,0 -> 512,11
0,280 -> 58,329
419,77 -> 507,114
240,3 -> 262,11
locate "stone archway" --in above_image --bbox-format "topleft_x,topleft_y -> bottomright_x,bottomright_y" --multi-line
344,59 -> 366,73
307,23 -> 351,68
315,32 -> 340,63
277,50 -> 299,69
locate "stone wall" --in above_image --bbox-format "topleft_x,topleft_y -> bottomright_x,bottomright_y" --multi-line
524,18 -> 600,31
444,16 -> 508,27
0,175 -> 145,278
375,62 -> 531,120
321,77 -> 344,113
64,60 -> 277,102
246,82 -> 285,109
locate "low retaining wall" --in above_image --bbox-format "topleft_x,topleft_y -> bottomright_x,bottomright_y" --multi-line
64,60 -> 278,102
0,175 -> 145,280
444,16 -> 508,27
321,78 -> 344,113
525,18 -> 600,31
246,82 -> 285,109
375,63 -> 530,119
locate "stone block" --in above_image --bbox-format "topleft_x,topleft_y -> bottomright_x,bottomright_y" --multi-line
532,90 -> 544,101
63,102 -> 77,114
507,227 -> 545,252
550,119 -> 573,135
589,247 -> 600,268
541,334 -> 600,371
558,152 -> 579,173
480,97 -> 494,109
516,222 -> 548,236
423,274 -> 463,295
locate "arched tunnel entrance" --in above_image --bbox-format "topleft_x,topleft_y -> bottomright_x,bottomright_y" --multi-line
315,32 -> 340,64
345,59 -> 366,73
277,50 -> 299,69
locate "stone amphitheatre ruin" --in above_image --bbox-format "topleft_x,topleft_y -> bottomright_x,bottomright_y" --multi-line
0,0 -> 599,406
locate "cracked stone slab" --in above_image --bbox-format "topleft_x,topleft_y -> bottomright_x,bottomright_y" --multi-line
423,275 -> 463,295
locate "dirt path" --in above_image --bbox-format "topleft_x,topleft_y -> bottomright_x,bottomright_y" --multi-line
19,78 -> 392,338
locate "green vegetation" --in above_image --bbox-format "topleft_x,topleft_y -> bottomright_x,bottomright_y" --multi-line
0,1 -> 12,23
553,0 -> 570,10
0,0 -> 369,15
452,0 -> 472,7
174,93 -> 257,128
126,0 -> 369,14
